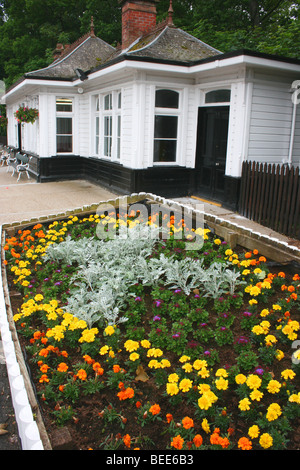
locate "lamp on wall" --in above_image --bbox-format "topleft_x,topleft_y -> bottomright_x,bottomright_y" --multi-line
77,88 -> 84,94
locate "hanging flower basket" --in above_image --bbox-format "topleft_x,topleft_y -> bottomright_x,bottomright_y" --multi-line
14,106 -> 39,124
0,114 -> 7,130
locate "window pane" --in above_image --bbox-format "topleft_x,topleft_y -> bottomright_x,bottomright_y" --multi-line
118,92 -> 122,109
57,117 -> 72,135
56,98 -> 73,112
154,140 -> 177,162
104,94 -> 112,110
104,116 -> 112,136
154,116 -> 178,139
155,89 -> 179,108
205,90 -> 231,103
57,136 -> 72,153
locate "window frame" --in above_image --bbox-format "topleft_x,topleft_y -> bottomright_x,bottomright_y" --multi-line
56,97 -> 74,155
94,91 -> 122,161
153,88 -> 181,166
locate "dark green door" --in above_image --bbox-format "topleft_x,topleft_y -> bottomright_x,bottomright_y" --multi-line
195,106 -> 229,201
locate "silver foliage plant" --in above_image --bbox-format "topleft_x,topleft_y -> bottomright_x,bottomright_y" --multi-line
44,224 -> 245,328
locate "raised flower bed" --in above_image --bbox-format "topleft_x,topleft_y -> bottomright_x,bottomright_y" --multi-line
1,197 -> 300,451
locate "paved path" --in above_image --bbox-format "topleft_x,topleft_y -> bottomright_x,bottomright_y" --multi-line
0,166 -> 120,225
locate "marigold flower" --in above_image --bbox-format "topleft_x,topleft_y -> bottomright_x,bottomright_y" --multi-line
267,379 -> 281,394
113,364 -> 121,373
57,363 -> 68,372
201,418 -> 210,434
166,413 -> 173,423
193,434 -> 203,448
117,387 -> 134,401
171,435 -> 184,450
259,433 -> 273,449
149,404 -> 161,416
246,374 -> 262,390
248,425 -> 260,439
181,416 -> 194,429
266,403 -> 282,421
166,382 -> 179,396
238,398 -> 251,411
39,374 -> 49,383
235,374 -> 247,385
123,434 -> 131,448
238,437 -> 252,450
179,378 -> 193,393
77,369 -> 87,381
281,369 -> 296,380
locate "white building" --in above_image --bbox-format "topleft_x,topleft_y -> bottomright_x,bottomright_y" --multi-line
3,0 -> 300,209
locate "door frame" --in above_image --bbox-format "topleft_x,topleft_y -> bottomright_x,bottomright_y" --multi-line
194,105 -> 230,201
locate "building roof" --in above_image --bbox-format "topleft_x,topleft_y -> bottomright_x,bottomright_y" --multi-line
26,34 -> 116,80
23,21 -> 220,82
125,25 -> 221,62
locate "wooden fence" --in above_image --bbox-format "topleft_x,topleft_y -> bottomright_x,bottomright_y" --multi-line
238,161 -> 300,239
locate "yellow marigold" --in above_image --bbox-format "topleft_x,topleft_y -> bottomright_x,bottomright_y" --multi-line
147,348 -> 163,358
275,349 -> 284,361
104,325 -> 115,336
238,398 -> 251,411
99,345 -> 109,355
250,389 -> 263,401
198,394 -> 213,410
266,403 -> 282,421
235,374 -> 247,385
259,433 -> 273,449
267,379 -> 281,394
265,334 -> 277,346
252,325 -> 264,335
246,374 -> 262,390
79,327 -> 99,343
141,339 -> 151,348
168,373 -> 179,383
248,425 -> 260,439
124,340 -> 139,352
281,369 -> 296,380
249,286 -> 261,296
198,367 -> 210,378
179,355 -> 191,363
129,352 -> 140,362
215,377 -> 228,391
289,393 -> 300,403
215,368 -> 228,377
166,382 -> 179,396
179,378 -> 193,393
182,363 -> 193,373
201,418 -> 210,434
193,359 -> 207,370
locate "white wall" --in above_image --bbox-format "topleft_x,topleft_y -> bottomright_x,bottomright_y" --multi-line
247,74 -> 293,165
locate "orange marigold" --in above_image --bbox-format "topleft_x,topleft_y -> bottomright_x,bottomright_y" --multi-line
171,435 -> 184,450
77,369 -> 87,381
57,363 -> 68,372
193,434 -> 203,448
149,404 -> 161,415
123,434 -> 131,448
182,416 -> 194,429
166,413 -> 173,423
238,437 -> 252,450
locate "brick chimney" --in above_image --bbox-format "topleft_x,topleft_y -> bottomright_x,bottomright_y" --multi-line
119,0 -> 159,50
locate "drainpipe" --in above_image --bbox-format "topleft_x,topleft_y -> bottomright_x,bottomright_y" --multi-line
289,80 -> 300,167
288,101 -> 296,168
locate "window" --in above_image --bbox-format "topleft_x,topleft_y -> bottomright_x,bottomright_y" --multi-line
205,89 -> 231,104
94,91 -> 122,160
154,89 -> 179,163
56,98 -> 73,153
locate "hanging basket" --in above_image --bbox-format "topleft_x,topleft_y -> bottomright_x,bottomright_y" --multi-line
14,106 -> 39,124
0,114 -> 7,130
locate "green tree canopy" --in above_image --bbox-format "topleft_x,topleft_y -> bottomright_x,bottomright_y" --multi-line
1,0 -> 300,89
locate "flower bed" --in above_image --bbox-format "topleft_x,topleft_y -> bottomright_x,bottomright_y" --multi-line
3,206 -> 300,451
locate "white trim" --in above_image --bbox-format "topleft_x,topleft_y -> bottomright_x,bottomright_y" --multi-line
0,226 -> 43,450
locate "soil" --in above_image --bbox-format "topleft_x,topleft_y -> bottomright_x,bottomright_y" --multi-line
7,257 -> 300,451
